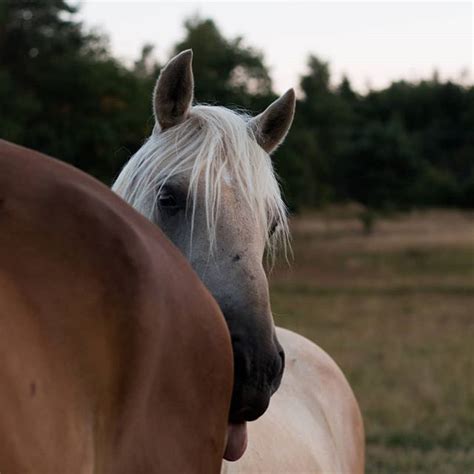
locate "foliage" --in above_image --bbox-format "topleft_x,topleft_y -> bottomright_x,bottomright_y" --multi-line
1,3 -> 473,207
0,0 -> 157,183
174,16 -> 273,111
335,118 -> 420,210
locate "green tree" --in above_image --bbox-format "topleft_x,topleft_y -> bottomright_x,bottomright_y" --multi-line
0,0 -> 84,143
1,6 -> 473,210
294,55 -> 356,207
173,16 -> 273,111
0,0 -> 156,182
336,118 -> 421,210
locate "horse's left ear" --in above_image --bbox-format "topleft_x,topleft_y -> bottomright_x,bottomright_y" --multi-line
153,49 -> 194,130
249,89 -> 296,154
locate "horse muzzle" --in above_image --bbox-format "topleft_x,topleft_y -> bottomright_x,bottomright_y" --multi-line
229,339 -> 285,423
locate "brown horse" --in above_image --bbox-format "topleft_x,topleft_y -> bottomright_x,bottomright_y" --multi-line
0,140 -> 234,473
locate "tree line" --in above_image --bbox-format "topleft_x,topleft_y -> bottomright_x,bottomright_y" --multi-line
1,1 -> 473,211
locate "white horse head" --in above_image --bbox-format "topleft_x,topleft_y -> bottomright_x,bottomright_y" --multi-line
113,50 -> 295,439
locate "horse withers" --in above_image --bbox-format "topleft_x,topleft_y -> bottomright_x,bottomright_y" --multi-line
0,140 -> 233,473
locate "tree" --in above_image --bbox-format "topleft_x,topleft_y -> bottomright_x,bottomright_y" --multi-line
0,0 -> 84,144
1,6 -> 473,210
0,0 -> 155,183
173,16 -> 273,110
294,55 -> 356,207
335,118 -> 421,210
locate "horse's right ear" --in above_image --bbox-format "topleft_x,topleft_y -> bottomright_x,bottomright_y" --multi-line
153,49 -> 194,131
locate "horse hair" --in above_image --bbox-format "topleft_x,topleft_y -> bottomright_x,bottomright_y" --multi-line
113,104 -> 289,260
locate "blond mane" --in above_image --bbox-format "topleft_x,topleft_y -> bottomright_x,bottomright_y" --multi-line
113,104 -> 289,259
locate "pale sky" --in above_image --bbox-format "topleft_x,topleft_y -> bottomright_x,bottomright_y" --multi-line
78,1 -> 473,93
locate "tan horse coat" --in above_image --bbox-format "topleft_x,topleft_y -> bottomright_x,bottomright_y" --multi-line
0,140 -> 233,474
223,327 -> 365,474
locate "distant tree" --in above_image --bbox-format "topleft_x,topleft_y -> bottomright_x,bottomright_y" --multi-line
360,79 -> 474,207
0,0 -> 84,143
337,75 -> 358,103
276,121 -> 322,210
0,0 -> 155,183
294,55 -> 356,207
336,118 -> 421,210
134,43 -> 160,78
173,16 -> 273,110
301,55 -> 331,96
1,6 -> 473,210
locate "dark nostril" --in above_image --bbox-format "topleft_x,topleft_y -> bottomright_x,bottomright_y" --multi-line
277,348 -> 285,378
279,348 -> 285,367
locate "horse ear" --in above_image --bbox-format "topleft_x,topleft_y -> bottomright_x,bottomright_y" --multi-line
153,49 -> 194,130
249,89 -> 296,154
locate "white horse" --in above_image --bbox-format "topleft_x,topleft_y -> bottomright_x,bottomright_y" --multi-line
113,50 -> 364,473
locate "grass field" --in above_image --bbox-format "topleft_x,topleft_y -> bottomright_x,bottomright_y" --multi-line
269,208 -> 474,473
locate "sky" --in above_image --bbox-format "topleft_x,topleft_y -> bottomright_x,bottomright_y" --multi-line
78,1 -> 473,94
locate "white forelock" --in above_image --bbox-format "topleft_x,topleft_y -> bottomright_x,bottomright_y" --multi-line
112,104 -> 289,258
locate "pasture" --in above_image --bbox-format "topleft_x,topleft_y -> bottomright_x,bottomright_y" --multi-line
270,208 -> 474,473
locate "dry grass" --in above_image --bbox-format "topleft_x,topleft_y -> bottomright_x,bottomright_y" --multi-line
270,208 -> 474,473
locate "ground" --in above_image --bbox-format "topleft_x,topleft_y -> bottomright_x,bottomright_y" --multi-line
269,208 -> 474,474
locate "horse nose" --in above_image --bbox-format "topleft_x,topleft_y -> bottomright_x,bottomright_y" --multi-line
232,340 -> 284,387
234,392 -> 271,422
231,346 -> 284,422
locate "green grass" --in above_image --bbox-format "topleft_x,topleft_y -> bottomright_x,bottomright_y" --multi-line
269,209 -> 474,473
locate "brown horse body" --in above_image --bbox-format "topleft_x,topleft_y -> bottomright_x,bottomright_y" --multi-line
0,140 -> 233,473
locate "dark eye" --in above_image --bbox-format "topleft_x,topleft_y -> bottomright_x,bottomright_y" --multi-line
158,193 -> 177,208
157,186 -> 184,216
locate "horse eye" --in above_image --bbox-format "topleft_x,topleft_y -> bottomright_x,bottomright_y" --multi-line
157,186 -> 187,217
159,193 -> 177,208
